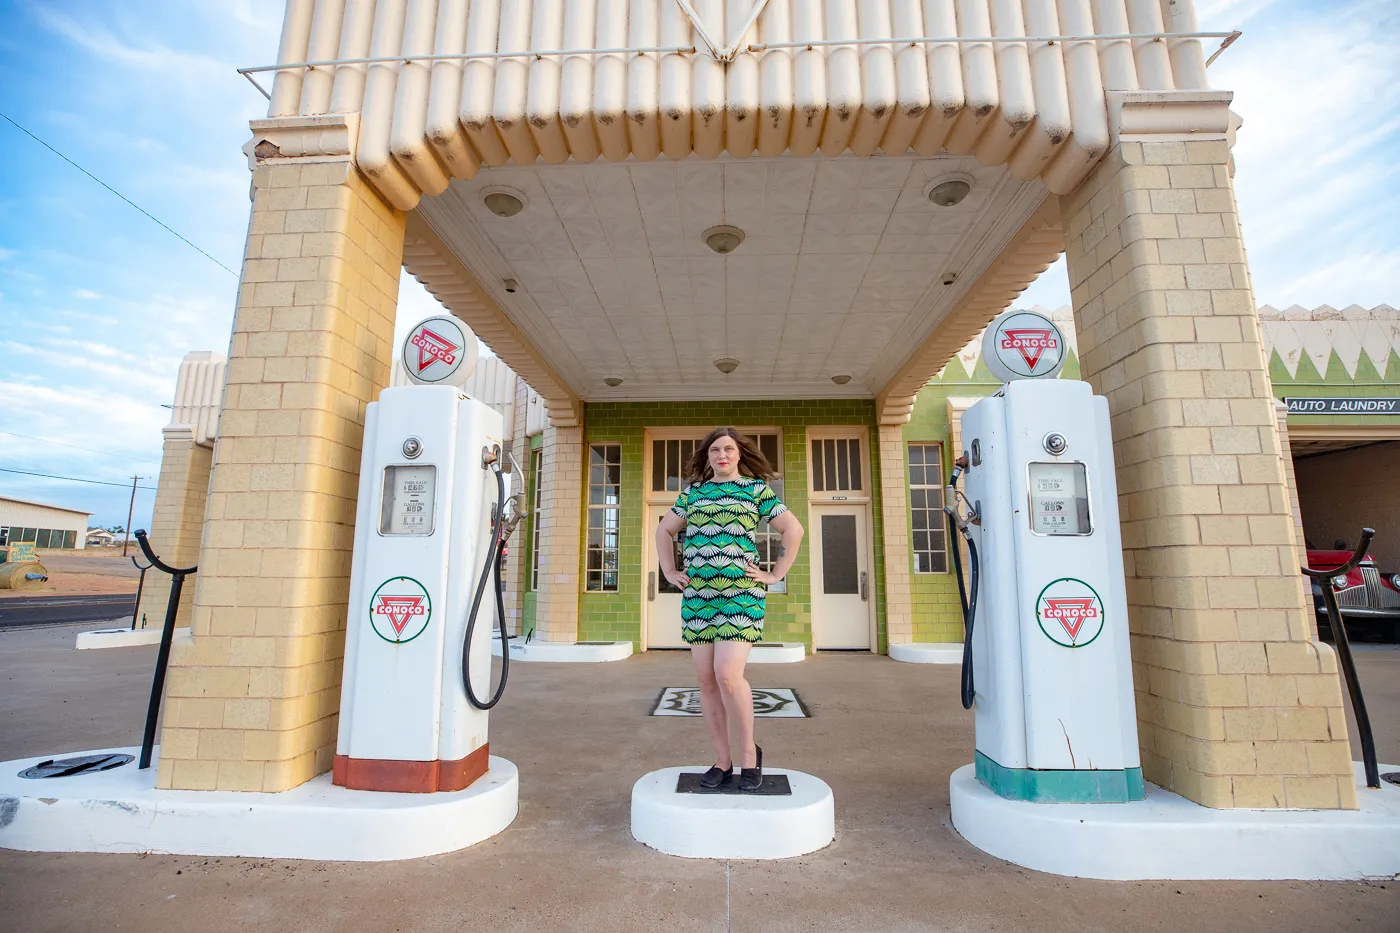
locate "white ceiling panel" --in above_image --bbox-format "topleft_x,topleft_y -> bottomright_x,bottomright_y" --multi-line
416,154 -> 1047,400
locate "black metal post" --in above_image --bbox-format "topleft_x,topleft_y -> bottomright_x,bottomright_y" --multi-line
130,556 -> 151,631
132,530 -> 197,771
1302,528 -> 1379,789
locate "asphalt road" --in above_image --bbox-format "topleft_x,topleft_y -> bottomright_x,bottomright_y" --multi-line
0,595 -> 135,630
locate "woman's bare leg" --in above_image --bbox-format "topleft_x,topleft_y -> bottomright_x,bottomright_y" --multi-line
713,641 -> 756,767
691,644 -> 731,768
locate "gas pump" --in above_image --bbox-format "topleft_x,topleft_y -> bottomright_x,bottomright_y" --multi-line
333,315 -> 523,794
945,310 -> 1143,803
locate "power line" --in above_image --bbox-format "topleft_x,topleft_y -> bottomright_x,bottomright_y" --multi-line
0,110 -> 239,277
0,467 -> 157,491
0,431 -> 161,465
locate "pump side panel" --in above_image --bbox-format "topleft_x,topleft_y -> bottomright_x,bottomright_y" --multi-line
336,401 -> 381,754
1004,380 -> 1136,773
339,385 -> 461,763
1095,396 -> 1141,767
963,395 -> 1028,771
437,396 -> 505,762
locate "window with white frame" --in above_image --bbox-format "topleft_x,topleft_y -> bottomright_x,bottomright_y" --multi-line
586,444 -> 622,592
907,443 -> 949,573
529,448 -> 543,591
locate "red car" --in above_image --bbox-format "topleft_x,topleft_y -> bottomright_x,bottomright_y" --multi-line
1306,549 -> 1400,642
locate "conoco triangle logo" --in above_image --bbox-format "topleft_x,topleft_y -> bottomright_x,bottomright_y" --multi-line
374,595 -> 427,636
1001,328 -> 1057,371
410,326 -> 459,374
1042,598 -> 1098,640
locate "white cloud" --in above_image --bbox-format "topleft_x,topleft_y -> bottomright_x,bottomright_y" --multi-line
0,247 -> 14,261
73,288 -> 101,300
29,4 -> 228,76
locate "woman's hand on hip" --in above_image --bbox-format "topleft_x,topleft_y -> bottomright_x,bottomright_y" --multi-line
744,564 -> 780,586
663,569 -> 690,589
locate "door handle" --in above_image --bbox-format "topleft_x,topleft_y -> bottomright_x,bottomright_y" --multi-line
860,570 -> 868,602
648,571 -> 656,601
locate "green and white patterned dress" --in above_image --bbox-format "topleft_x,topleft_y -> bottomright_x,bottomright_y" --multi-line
671,477 -> 789,644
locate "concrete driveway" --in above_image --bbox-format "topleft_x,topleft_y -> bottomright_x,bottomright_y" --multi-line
1,622 -> 1396,933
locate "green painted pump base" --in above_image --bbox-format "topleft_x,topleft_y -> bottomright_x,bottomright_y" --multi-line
975,750 -> 1145,803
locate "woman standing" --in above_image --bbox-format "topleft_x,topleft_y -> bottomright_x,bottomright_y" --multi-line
656,428 -> 804,791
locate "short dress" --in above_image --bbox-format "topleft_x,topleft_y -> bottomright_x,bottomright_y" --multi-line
671,476 -> 789,644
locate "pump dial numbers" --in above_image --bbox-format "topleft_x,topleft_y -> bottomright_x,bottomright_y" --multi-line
379,465 -> 438,536
1027,461 -> 1092,536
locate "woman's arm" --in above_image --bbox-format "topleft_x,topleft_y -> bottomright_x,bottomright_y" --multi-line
656,511 -> 689,588
746,510 -> 803,586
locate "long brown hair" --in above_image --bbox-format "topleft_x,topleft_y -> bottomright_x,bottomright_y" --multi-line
685,427 -> 775,484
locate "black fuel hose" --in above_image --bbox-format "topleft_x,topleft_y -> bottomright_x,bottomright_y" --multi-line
461,466 -> 511,710
947,470 -> 979,710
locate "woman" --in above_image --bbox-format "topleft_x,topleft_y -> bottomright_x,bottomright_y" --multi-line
656,427 -> 804,791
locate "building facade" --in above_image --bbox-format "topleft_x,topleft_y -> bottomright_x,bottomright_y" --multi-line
145,0 -> 1377,811
0,497 -> 91,551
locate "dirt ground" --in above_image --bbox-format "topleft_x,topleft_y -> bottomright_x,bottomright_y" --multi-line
0,623 -> 1396,933
0,548 -> 141,599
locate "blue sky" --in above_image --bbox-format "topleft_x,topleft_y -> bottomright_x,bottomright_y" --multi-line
0,0 -> 1396,528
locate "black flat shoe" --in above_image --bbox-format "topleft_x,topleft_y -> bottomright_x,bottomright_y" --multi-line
699,764 -> 730,788
738,745 -> 763,792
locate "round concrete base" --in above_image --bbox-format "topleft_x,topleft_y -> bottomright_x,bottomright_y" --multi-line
950,761 -> 1400,880
0,746 -> 518,861
75,627 -> 190,650
888,642 -> 962,664
491,639 -> 633,662
747,643 -> 806,663
631,766 -> 835,859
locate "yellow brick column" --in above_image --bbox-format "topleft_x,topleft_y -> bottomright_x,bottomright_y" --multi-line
533,423 -> 583,642
138,426 -> 214,630
157,160 -> 404,793
877,425 -> 913,647
1060,138 -> 1356,810
501,375 -> 532,636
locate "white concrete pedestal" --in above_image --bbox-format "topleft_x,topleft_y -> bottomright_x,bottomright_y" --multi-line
0,746 -> 518,861
631,766 -> 835,859
748,643 -> 806,663
491,638 -> 633,662
888,642 -> 962,664
75,627 -> 190,650
950,761 -> 1400,880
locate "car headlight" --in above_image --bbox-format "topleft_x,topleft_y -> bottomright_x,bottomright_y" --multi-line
1332,575 -> 1350,589
1391,574 -> 1400,589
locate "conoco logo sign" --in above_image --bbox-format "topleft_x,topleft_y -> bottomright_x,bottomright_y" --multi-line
410,326 -> 459,373
368,576 -> 432,644
399,315 -> 475,386
982,310 -> 1067,382
1035,578 -> 1105,648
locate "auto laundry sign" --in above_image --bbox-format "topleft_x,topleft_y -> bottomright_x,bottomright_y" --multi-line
1283,397 -> 1400,415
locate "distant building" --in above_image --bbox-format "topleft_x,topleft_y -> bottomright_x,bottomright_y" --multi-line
0,497 -> 90,550
85,528 -> 119,547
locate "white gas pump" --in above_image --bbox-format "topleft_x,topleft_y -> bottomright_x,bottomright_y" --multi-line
945,310 -> 1143,803
334,315 -> 522,793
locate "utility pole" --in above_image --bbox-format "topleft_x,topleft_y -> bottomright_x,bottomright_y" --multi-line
123,475 -> 142,556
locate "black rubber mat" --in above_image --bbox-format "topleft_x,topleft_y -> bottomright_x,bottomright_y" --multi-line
675,772 -> 792,796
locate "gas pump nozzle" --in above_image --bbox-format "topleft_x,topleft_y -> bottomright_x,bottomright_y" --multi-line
945,454 -> 979,711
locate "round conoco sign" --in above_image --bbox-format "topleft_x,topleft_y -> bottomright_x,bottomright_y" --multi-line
981,309 -> 1067,383
401,315 -> 479,387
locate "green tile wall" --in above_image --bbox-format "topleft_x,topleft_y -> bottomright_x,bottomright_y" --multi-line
578,400 -> 885,653
902,349 -> 1082,642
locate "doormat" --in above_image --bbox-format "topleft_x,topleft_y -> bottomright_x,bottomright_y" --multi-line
651,687 -> 807,718
675,772 -> 792,795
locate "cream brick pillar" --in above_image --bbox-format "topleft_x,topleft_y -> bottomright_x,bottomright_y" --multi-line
1273,401 -> 1317,641
500,376 -> 532,636
1060,137 -> 1356,809
157,160 -> 404,793
533,423 -> 583,642
138,426 -> 214,630
877,425 -> 913,646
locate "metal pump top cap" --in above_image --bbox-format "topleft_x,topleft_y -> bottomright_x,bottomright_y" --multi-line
981,309 -> 1068,384
401,315 -> 479,388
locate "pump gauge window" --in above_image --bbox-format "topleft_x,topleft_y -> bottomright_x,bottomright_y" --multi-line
1027,462 -> 1092,536
380,465 -> 437,536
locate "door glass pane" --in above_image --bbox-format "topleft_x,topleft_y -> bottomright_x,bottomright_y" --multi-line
657,515 -> 684,594
821,514 -> 859,595
848,438 -> 862,490
835,439 -> 849,489
824,441 -> 838,492
810,439 -> 824,491
758,433 -> 779,471
652,440 -> 665,492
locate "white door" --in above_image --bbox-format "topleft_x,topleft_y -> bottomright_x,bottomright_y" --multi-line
646,507 -> 686,648
810,504 -> 873,649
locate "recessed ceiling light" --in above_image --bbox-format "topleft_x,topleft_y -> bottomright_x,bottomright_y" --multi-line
925,175 -> 974,207
482,187 -> 526,217
603,377 -> 623,387
714,358 -> 740,374
831,374 -> 852,385
703,225 -> 745,254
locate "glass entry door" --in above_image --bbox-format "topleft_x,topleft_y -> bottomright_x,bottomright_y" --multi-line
809,503 -> 873,649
